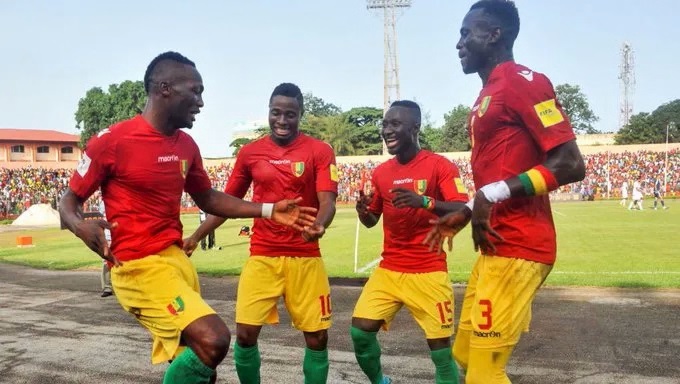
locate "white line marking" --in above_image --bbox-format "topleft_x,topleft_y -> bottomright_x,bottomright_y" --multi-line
357,257 -> 382,273
552,209 -> 566,217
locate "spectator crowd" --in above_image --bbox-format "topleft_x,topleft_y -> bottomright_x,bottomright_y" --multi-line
2,149 -> 678,217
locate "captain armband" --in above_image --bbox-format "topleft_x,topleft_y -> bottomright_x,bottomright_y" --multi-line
518,165 -> 559,196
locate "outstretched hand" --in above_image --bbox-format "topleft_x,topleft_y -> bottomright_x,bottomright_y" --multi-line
75,220 -> 120,266
271,197 -> 318,231
423,208 -> 471,252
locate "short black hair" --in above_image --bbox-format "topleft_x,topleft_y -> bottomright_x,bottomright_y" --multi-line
470,0 -> 520,48
390,100 -> 421,125
270,83 -> 304,115
144,51 -> 196,94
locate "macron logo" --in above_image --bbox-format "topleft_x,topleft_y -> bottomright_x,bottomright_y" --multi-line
158,155 -> 180,163
269,159 -> 291,165
393,178 -> 414,185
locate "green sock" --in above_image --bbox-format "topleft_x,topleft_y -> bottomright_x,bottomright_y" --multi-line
234,343 -> 261,384
163,347 -> 215,384
430,347 -> 460,384
350,326 -> 384,384
303,347 -> 329,384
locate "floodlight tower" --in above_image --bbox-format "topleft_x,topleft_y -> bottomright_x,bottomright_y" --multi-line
367,0 -> 412,154
618,42 -> 635,129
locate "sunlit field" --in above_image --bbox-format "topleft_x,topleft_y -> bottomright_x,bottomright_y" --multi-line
1,200 -> 677,288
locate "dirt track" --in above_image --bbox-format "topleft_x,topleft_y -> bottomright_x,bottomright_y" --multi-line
0,263 -> 678,383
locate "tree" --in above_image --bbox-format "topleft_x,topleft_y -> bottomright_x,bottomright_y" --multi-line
316,115 -> 356,156
614,113 -> 655,144
229,137 -> 255,157
419,111 -> 444,152
439,105 -> 472,152
74,80 -> 146,146
342,107 -> 384,155
303,93 -> 341,117
554,83 -> 599,134
615,99 -> 680,144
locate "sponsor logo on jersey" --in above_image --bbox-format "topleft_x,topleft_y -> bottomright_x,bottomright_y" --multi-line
180,160 -> 189,178
534,99 -> 565,128
393,178 -> 414,185
167,296 -> 185,316
76,153 -> 92,177
414,179 -> 427,195
157,154 -> 180,163
292,162 -> 305,177
269,159 -> 291,165
477,96 -> 492,117
330,164 -> 339,182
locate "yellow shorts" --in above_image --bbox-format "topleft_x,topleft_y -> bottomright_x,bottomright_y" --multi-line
459,255 -> 552,349
353,267 -> 455,339
236,256 -> 332,332
111,245 -> 216,364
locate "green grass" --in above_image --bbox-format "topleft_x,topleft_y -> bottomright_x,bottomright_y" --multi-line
1,201 -> 678,288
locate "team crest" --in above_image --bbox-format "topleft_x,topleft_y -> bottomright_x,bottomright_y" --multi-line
414,179 -> 427,195
180,160 -> 189,178
477,96 -> 492,117
292,162 -> 305,177
167,296 -> 185,316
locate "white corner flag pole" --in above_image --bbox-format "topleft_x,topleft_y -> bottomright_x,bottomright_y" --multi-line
353,217 -> 361,273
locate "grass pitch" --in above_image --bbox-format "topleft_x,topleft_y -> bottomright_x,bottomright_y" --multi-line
0,200 -> 677,288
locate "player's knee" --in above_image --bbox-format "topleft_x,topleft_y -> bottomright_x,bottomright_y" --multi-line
236,326 -> 259,348
195,332 -> 230,367
304,330 -> 328,350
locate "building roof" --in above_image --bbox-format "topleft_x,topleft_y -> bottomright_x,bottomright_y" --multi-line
0,129 -> 80,143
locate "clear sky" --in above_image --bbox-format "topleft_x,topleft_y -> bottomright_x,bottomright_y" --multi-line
1,0 -> 678,157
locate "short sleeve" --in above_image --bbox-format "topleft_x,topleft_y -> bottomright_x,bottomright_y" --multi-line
184,143 -> 212,195
436,158 -> 469,203
224,146 -> 252,199
314,142 -> 339,194
506,72 -> 576,152
69,130 -> 115,200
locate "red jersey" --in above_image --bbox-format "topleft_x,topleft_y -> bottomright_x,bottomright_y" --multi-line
367,150 -> 468,273
468,61 -> 576,264
69,115 -> 212,262
226,134 -> 338,257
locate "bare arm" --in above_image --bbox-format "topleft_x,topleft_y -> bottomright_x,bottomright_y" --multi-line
356,191 -> 380,228
429,200 -> 468,217
59,188 -> 119,264
315,191 -> 337,229
505,140 -> 586,197
59,189 -> 85,234
191,188 -> 266,219
302,191 -> 337,241
189,214 -> 227,243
